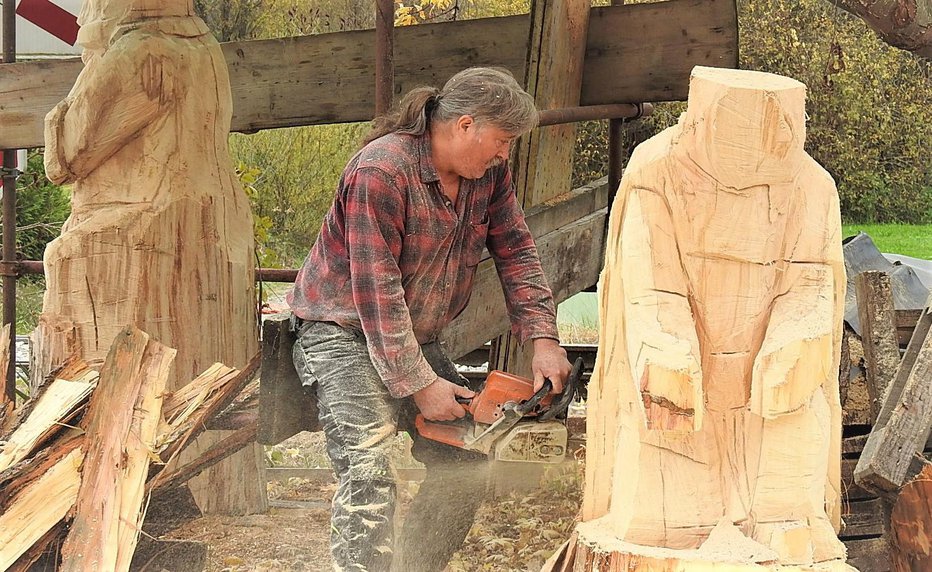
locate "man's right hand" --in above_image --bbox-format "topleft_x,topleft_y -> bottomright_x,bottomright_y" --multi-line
412,377 -> 475,421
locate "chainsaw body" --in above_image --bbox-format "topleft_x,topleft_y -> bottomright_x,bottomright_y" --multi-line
415,358 -> 583,463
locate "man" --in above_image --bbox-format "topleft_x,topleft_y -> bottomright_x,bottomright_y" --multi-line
289,67 -> 572,572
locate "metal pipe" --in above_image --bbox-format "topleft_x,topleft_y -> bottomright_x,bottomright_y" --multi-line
538,102 -> 651,127
374,0 -> 394,116
606,0 -> 627,220
2,0 -> 18,404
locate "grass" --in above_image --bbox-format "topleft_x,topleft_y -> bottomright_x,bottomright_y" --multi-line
842,224 -> 932,260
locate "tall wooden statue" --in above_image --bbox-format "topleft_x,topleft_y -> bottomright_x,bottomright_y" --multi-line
559,67 -> 851,570
38,0 -> 264,514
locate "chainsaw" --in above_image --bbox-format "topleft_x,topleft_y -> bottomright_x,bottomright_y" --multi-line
415,357 -> 585,463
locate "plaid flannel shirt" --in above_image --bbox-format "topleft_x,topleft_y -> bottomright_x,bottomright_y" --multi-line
288,131 -> 558,397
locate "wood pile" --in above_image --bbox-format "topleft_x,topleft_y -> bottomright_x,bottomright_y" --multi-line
0,325 -> 259,570
838,270 -> 931,571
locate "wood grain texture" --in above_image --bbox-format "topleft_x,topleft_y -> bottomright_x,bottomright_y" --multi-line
0,1 -> 737,149
37,8 -> 262,517
854,270 -> 900,422
60,326 -> 175,572
573,67 -> 848,569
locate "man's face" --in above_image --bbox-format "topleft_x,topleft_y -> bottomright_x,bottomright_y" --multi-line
454,118 -> 516,180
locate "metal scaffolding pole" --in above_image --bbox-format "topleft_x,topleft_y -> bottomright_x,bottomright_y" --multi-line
2,0 -> 19,404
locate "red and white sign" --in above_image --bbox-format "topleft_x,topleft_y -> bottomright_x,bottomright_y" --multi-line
0,150 -> 29,189
0,0 -> 82,58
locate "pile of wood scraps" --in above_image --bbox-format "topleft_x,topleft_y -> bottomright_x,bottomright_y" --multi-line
841,269 -> 932,571
0,325 -> 259,571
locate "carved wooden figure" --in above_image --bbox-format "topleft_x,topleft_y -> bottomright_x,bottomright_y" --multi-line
565,67 -> 851,570
38,0 -> 263,514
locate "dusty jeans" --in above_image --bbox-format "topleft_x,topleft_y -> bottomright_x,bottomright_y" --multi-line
293,321 -> 488,572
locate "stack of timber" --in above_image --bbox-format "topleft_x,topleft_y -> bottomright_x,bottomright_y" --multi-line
0,326 -> 259,570
844,268 -> 932,572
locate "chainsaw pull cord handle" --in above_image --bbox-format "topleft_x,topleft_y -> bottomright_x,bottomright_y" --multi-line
539,356 -> 584,422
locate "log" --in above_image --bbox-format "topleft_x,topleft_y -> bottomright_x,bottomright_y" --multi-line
855,307 -> 932,493
563,67 -> 848,569
60,326 -> 176,572
890,464 -> 932,571
855,270 -> 900,422
152,422 -> 259,492
257,312 -> 318,446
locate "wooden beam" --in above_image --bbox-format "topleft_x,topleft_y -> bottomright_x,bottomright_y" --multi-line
855,270 -> 901,422
441,208 -> 607,360
855,308 -> 932,493
0,1 -> 738,149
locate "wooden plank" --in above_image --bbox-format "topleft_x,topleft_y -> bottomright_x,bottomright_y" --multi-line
855,308 -> 932,493
60,326 -> 176,572
845,537 -> 891,572
855,271 -> 900,423
898,308 -> 923,347
441,209 -> 607,360
0,2 -> 737,149
843,458 -> 876,501
257,312 -> 319,446
494,0 -> 591,380
581,0 -> 738,106
841,498 -> 887,538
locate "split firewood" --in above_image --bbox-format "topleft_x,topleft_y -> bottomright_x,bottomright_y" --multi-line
152,352 -> 260,475
59,326 -> 175,572
0,360 -> 97,472
0,323 -> 11,420
0,437 -> 84,570
554,67 -> 850,570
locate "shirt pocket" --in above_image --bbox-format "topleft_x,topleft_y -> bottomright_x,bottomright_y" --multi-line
463,220 -> 489,267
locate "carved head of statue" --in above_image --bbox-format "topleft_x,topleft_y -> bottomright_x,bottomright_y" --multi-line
676,67 -> 808,189
77,0 -> 195,55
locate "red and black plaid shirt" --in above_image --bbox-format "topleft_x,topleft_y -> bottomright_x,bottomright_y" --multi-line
288,131 -> 558,397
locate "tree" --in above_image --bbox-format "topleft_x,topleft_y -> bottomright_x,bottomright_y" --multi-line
827,0 -> 932,60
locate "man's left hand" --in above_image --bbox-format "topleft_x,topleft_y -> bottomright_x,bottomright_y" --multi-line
531,338 -> 572,395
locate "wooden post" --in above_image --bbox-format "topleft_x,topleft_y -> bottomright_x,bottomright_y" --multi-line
855,270 -> 900,422
553,67 -> 849,570
855,306 -> 932,494
489,0 -> 591,381
36,0 -> 263,515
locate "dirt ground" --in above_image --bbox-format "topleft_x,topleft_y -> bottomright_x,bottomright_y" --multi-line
145,433 -> 582,572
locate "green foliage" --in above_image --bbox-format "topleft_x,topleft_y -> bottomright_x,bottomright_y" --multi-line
229,124 -> 368,267
739,0 -> 932,223
573,0 -> 932,224
4,150 -> 71,263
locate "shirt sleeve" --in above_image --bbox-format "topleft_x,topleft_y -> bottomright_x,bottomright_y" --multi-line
343,166 -> 436,398
485,166 -> 560,343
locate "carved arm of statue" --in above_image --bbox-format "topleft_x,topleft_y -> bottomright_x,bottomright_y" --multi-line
44,36 -> 167,184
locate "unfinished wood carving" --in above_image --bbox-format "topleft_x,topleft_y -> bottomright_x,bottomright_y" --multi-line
37,0 -> 262,514
571,67 -> 849,570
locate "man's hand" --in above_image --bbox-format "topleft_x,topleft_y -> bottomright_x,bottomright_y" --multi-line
412,377 -> 476,421
531,338 -> 572,395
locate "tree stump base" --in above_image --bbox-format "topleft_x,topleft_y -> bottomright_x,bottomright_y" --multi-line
550,520 -> 855,572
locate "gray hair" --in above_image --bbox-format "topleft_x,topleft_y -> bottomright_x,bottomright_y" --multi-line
363,67 -> 538,145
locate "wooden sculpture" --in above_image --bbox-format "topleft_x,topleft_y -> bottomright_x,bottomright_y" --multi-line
560,67 -> 850,570
38,0 -> 263,514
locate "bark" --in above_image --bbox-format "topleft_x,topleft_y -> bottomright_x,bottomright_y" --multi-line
828,0 -> 932,60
